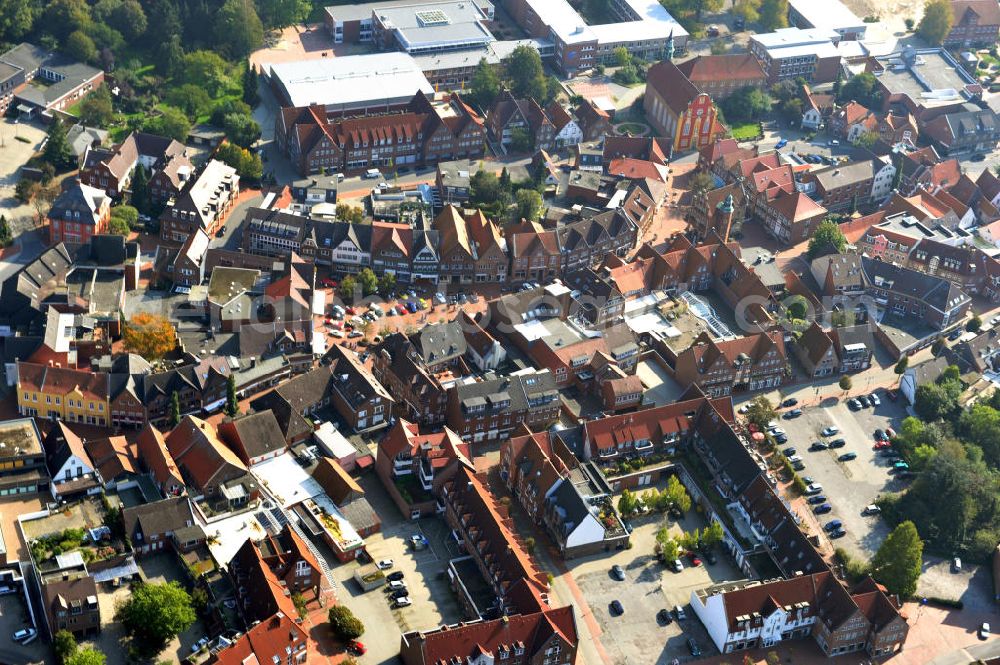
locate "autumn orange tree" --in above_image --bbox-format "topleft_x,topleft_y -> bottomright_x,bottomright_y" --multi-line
123,313 -> 177,360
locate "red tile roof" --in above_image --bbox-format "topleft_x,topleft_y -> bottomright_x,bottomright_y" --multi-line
209,611 -> 307,665
676,54 -> 766,85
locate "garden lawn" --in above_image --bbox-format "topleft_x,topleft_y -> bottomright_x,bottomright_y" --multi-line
731,122 -> 761,140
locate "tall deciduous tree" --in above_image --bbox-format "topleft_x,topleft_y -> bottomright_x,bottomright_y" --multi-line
328,605 -> 365,641
744,396 -> 776,431
44,119 -> 75,171
79,87 -> 114,127
732,0 -> 761,24
918,0 -> 953,45
215,0 -> 264,58
357,268 -> 378,297
130,164 -> 151,215
758,0 -> 789,30
123,313 -> 176,360
144,106 -> 191,143
515,189 -> 542,222
115,582 -> 195,657
256,0 -> 310,29
507,45 -> 547,103
65,649 -> 106,665
871,521 -> 923,597
807,220 -> 847,259
468,59 -> 501,110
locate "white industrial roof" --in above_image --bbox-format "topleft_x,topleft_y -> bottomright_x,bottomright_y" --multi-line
753,27 -> 841,50
520,0 -> 686,45
266,52 -> 433,108
789,0 -> 865,31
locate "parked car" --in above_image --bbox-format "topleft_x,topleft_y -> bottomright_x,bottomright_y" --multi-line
388,579 -> 406,590
782,447 -> 797,457
862,505 -> 881,516
874,429 -> 887,441
394,596 -> 412,608
610,600 -> 624,615
775,138 -> 788,149
774,433 -> 788,444
824,520 -> 843,532
830,528 -> 847,539
409,534 -> 429,550
822,426 -> 840,436
657,608 -> 673,624
687,638 -> 702,657
869,392 -> 881,407
348,641 -> 367,655
813,503 -> 833,514
805,483 -> 824,495
674,605 -> 687,620
377,559 -> 394,570
858,395 -> 872,408
783,408 -> 803,419
980,622 -> 991,639
885,427 -> 896,439
780,398 -> 799,408
807,495 -> 828,505
892,461 -> 910,472
848,398 -> 862,411
829,439 -> 846,449
810,441 -> 829,451
688,552 -> 702,567
387,571 -> 405,582
838,452 -> 858,462
670,558 -> 683,573
12,628 -> 36,643
952,557 -> 962,572
611,565 -> 625,581
390,588 -> 409,600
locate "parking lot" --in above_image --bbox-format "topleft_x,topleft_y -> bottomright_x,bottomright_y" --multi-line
0,593 -> 45,665
769,392 -> 909,558
569,503 -> 745,664
330,476 -> 463,662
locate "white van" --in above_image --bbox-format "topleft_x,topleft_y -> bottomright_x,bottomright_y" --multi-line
365,168 -> 382,179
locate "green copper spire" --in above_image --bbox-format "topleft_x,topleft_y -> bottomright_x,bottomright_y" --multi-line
666,28 -> 674,61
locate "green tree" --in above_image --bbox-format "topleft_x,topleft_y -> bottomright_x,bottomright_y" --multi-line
837,72 -> 882,108
786,296 -> 808,321
690,171 -> 716,196
166,84 -> 213,120
894,357 -> 909,376
339,276 -> 358,303
758,0 -> 789,30
181,51 -> 234,97
702,520 -> 724,548
807,219 -> 847,259
79,87 -> 114,127
0,0 -> 37,43
665,475 -> 692,513
155,35 -> 184,78
328,605 -> 365,641
65,30 -> 98,63
256,0 -> 310,28
680,529 -> 700,551
507,45 -> 548,103
915,382 -> 957,421
335,203 -> 364,224
744,396 -> 776,430
115,581 -> 195,657
617,489 -> 641,517
54,629 -> 78,665
917,0 -> 953,45
242,65 -> 260,107
109,0 -> 147,40
45,0 -> 91,40
65,649 -> 106,665
221,113 -> 262,148
108,212 -> 131,236
839,375 -> 852,392
468,58 -> 501,110
130,164 -> 151,215
721,86 -> 772,123
215,143 -> 263,180
169,391 -> 181,427
215,0 -> 264,58
357,268 -> 378,297
732,0 -> 761,24
0,215 -> 12,248
515,189 -> 543,222
871,521 -> 923,597
378,272 -> 396,298
145,106 -> 191,143
509,127 -> 534,153
967,315 -> 982,333
612,46 -> 632,68
44,119 -> 75,171
655,528 -> 680,561
470,170 -> 502,205
224,374 -> 239,417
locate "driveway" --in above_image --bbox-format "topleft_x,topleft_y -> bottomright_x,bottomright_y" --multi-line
0,594 -> 46,665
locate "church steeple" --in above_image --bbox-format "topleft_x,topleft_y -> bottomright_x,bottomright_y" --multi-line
666,28 -> 675,61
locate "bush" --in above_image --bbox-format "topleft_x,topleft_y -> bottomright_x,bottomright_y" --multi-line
328,605 -> 365,641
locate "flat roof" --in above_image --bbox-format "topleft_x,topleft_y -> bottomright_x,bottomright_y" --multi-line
326,0 -> 493,23
752,26 -> 841,50
789,0 -> 865,31
0,419 -> 42,457
374,2 -> 493,52
875,49 -> 976,107
266,52 -> 433,109
519,0 -> 687,45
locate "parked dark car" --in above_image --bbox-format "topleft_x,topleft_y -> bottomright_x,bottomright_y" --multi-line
807,495 -> 828,505
783,408 -> 803,419
809,441 -> 829,451
610,600 -> 624,615
780,398 -> 799,408
829,439 -> 847,449
838,452 -> 858,462
657,608 -> 673,624
813,503 -> 833,515
387,571 -> 405,582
